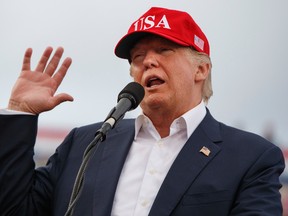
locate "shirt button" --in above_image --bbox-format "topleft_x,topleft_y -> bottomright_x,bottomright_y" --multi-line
157,140 -> 163,147
149,168 -> 157,175
141,200 -> 149,207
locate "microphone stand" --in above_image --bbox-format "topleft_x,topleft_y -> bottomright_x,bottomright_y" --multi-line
64,115 -> 116,216
64,82 -> 144,216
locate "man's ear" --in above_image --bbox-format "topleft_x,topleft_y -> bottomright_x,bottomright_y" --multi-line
195,62 -> 210,82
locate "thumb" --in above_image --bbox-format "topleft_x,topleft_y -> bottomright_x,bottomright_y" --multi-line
52,93 -> 74,107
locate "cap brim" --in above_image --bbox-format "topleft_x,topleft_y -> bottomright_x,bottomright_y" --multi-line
115,32 -> 150,59
114,31 -> 190,60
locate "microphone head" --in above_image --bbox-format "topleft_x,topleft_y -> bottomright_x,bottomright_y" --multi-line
118,82 -> 145,110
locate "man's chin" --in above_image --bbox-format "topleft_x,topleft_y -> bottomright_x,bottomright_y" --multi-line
142,96 -> 168,111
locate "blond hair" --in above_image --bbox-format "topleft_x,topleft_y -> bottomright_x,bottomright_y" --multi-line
189,48 -> 213,104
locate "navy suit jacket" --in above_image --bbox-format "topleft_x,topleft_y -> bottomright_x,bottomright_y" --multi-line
0,110 -> 285,216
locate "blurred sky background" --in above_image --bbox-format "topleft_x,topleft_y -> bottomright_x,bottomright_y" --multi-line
0,1 -> 287,160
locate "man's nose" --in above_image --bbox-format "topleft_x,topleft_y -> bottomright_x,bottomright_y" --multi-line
143,51 -> 159,69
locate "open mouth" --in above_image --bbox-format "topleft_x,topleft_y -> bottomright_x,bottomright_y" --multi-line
146,77 -> 165,88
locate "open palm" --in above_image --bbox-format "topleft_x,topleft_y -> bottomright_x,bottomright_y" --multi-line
8,47 -> 73,114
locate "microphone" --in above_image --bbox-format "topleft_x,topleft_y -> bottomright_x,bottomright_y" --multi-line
98,82 -> 145,138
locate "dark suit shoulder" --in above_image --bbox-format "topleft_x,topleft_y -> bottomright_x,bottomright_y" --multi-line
202,109 -> 279,151
218,121 -> 278,151
200,110 -> 283,166
67,118 -> 136,148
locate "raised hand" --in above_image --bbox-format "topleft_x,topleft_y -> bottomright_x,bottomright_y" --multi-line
8,47 -> 74,114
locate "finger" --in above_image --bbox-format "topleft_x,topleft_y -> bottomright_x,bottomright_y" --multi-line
21,48 -> 33,71
35,47 -> 53,72
52,57 -> 72,88
44,47 -> 64,76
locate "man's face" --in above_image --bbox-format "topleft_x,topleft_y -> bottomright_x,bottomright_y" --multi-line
129,35 -> 204,117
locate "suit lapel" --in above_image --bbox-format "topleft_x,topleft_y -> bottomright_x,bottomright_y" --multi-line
89,120 -> 135,216
149,111 -> 222,216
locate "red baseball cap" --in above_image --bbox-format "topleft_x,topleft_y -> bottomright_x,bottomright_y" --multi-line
114,7 -> 210,59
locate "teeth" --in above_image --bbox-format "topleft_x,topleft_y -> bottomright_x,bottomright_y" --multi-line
147,77 -> 157,87
147,77 -> 164,87
149,77 -> 158,82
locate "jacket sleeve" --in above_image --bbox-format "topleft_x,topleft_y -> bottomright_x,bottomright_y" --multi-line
230,144 -> 285,216
0,114 -> 39,215
0,114 -> 76,216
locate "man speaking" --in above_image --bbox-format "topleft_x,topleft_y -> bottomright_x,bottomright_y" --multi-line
0,7 -> 285,216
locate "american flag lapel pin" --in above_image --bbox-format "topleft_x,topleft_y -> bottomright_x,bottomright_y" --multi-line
199,146 -> 211,157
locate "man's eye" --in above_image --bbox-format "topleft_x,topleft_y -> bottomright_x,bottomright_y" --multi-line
158,47 -> 172,53
131,53 -> 144,63
134,54 -> 142,58
132,54 -> 141,61
132,52 -> 143,59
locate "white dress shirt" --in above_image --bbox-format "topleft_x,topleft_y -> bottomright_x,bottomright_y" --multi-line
0,109 -> 33,115
111,101 -> 206,216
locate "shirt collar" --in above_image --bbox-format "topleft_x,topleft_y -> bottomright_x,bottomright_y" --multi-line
134,101 -> 207,139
